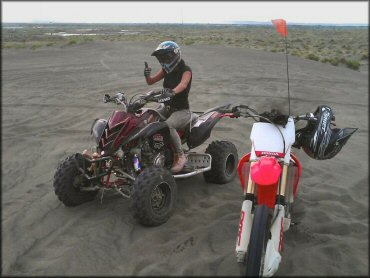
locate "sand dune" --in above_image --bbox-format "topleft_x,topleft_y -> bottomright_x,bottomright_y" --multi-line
2,41 -> 368,276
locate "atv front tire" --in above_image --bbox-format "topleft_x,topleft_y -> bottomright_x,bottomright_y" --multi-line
53,154 -> 98,206
131,166 -> 177,226
203,140 -> 238,184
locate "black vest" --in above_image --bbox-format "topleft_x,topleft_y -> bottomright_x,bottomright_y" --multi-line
163,60 -> 192,109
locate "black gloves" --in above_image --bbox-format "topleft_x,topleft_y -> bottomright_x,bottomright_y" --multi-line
144,61 -> 151,77
152,88 -> 175,103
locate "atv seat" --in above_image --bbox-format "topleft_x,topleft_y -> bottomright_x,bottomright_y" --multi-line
189,112 -> 200,129
156,104 -> 171,120
139,103 -> 170,120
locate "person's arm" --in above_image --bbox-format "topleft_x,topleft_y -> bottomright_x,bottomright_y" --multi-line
173,71 -> 192,94
146,69 -> 166,85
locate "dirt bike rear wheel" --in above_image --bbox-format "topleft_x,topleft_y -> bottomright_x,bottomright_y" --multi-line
131,166 -> 177,226
53,154 -> 98,206
203,140 -> 238,184
245,204 -> 272,277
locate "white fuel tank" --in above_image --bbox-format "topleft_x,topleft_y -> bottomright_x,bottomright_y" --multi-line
250,118 -> 295,164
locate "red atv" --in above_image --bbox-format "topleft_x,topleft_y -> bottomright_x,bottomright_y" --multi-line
53,90 -> 238,226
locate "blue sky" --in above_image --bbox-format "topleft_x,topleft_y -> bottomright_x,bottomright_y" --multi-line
2,1 -> 368,25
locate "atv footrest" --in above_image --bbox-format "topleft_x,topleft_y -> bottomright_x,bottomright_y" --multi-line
74,153 -> 113,181
174,153 -> 212,179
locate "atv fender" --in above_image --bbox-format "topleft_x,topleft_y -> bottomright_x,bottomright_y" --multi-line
187,103 -> 233,149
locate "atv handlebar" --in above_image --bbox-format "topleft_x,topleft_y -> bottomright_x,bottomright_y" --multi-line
103,90 -> 173,114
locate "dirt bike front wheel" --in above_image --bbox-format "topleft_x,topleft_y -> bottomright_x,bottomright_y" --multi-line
245,204 -> 272,277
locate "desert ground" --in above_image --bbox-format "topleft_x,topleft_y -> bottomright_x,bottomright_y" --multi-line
2,38 -> 368,276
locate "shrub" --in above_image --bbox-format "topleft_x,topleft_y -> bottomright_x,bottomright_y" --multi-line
183,38 -> 195,45
67,39 -> 77,45
344,59 -> 360,70
291,50 -> 300,56
361,53 -> 368,60
330,57 -> 339,66
82,36 -> 94,42
30,43 -> 42,50
321,57 -> 331,63
306,53 -> 319,61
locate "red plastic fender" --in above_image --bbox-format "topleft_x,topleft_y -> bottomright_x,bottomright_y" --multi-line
237,153 -> 251,191
251,157 -> 282,209
238,153 -> 302,201
251,156 -> 282,185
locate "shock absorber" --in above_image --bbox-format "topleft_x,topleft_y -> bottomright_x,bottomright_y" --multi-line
133,153 -> 141,172
130,148 -> 141,172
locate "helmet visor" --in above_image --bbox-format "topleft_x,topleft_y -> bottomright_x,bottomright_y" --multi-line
157,52 -> 177,64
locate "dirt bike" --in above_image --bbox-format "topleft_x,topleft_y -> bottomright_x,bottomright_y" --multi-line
229,105 -> 357,277
53,90 -> 239,226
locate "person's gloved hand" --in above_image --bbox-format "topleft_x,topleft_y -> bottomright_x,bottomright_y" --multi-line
231,106 -> 241,118
153,88 -> 175,103
144,61 -> 151,77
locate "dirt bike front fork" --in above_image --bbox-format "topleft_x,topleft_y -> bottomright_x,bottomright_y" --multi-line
235,161 -> 291,271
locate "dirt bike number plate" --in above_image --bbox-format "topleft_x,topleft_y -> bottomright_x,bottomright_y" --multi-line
250,118 -> 295,164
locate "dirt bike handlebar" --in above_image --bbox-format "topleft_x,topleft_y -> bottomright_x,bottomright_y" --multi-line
231,105 -> 318,124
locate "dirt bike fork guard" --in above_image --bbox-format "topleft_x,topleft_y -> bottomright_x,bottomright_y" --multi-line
250,157 -> 289,276
235,153 -> 254,263
235,155 -> 289,262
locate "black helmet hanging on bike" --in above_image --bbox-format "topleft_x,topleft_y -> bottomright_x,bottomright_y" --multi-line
296,105 -> 357,160
151,41 -> 181,73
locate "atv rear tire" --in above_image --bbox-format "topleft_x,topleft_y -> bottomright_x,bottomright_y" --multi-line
203,140 -> 238,184
53,154 -> 98,206
131,166 -> 177,226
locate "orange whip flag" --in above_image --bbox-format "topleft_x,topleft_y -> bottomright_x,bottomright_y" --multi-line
272,18 -> 291,114
272,19 -> 288,37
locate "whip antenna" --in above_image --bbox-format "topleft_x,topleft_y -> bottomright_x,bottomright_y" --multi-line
181,9 -> 184,45
272,19 -> 291,115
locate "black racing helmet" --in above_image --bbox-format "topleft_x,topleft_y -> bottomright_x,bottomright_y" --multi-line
151,41 -> 181,73
296,105 -> 357,160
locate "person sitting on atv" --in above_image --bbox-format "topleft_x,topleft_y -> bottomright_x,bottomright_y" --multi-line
144,41 -> 192,174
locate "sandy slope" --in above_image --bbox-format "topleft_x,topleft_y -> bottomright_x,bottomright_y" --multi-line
2,41 -> 368,276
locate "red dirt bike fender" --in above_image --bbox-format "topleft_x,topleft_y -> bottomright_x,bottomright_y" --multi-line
251,156 -> 282,185
238,153 -> 302,197
251,157 -> 282,209
237,153 -> 251,192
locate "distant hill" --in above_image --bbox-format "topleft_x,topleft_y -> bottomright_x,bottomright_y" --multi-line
230,20 -> 368,27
